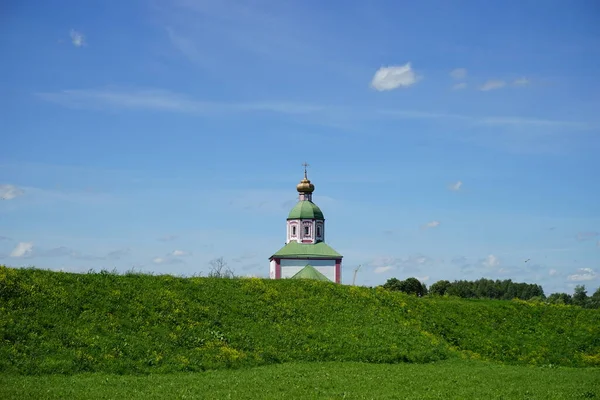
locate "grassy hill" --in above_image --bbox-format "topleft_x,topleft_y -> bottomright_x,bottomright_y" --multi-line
1,265 -> 599,375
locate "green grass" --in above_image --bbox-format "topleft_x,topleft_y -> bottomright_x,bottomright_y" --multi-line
1,359 -> 599,399
1,266 -> 600,375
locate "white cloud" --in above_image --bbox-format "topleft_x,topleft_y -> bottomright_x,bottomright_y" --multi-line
10,242 -> 33,258
549,269 -> 558,276
452,82 -> 467,90
69,29 -> 86,47
450,68 -> 467,80
415,275 -> 430,282
424,220 -> 440,229
0,184 -> 24,200
153,257 -> 166,264
479,80 -> 506,91
513,77 -> 530,86
171,249 -> 190,257
374,266 -> 393,274
482,254 -> 500,268
449,181 -> 462,191
370,63 -> 419,91
567,268 -> 597,282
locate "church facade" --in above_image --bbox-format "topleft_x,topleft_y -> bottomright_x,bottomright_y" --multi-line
269,165 -> 343,283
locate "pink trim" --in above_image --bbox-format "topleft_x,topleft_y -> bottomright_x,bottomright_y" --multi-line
335,259 -> 341,284
275,258 -> 281,279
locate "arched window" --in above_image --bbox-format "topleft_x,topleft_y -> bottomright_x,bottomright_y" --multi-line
292,226 -> 297,236
317,226 -> 322,237
304,226 -> 310,236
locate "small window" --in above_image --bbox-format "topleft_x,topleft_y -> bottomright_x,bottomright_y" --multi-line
317,226 -> 322,237
292,226 -> 296,236
304,226 -> 310,236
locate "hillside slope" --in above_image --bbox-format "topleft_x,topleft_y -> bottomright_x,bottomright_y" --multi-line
1,266 -> 599,374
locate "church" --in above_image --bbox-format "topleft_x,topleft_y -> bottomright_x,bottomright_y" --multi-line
269,165 -> 343,283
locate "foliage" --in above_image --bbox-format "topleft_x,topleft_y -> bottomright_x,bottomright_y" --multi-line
2,359 -> 600,400
1,265 -> 599,376
427,278 -> 545,301
382,277 -> 427,297
429,280 -> 451,296
547,292 -> 573,305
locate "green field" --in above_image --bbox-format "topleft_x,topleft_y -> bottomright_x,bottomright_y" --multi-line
2,359 -> 599,399
1,266 -> 599,398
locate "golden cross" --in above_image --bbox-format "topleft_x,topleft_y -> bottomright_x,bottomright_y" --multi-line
301,162 -> 310,178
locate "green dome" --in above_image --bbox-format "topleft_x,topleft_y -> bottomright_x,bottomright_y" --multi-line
287,201 -> 324,220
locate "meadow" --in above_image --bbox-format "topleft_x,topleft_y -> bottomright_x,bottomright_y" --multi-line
2,359 -> 600,399
1,265 -> 599,398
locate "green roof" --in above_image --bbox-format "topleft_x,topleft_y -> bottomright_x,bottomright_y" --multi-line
270,241 -> 342,259
291,265 -> 331,281
287,201 -> 324,220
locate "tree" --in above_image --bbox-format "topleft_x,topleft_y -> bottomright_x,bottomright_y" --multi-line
208,257 -> 235,278
382,277 -> 427,297
572,285 -> 588,307
546,292 -> 572,305
429,280 -> 451,296
382,278 -> 403,292
403,277 -> 427,297
589,287 -> 600,309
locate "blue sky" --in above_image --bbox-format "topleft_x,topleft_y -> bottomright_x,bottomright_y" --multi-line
1,0 -> 599,294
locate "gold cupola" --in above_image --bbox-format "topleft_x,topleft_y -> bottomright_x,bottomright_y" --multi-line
296,162 -> 315,201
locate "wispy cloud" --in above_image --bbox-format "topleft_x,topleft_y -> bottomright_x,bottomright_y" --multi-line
69,29 -> 86,47
153,256 -> 184,265
158,234 -> 178,242
152,249 -> 191,264
107,248 -> 131,260
161,0 -> 332,70
371,63 -> 420,91
165,27 -> 214,68
0,184 -> 24,200
378,109 -> 590,129
568,268 -> 597,282
452,82 -> 467,90
576,231 -> 598,242
24,246 -> 131,261
450,68 -> 467,80
513,77 -> 530,86
37,88 -> 324,116
370,254 -> 434,275
481,254 -> 500,268
479,80 -> 506,91
449,181 -> 463,191
423,220 -> 440,229
10,242 -> 33,258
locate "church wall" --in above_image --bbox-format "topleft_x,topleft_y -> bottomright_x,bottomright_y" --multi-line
269,259 -> 276,279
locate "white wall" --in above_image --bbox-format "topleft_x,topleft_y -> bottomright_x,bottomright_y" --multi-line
269,259 -> 276,279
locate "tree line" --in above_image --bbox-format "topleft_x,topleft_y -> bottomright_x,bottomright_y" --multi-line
381,277 -> 600,309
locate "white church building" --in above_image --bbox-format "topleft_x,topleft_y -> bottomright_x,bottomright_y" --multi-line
269,165 -> 343,283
